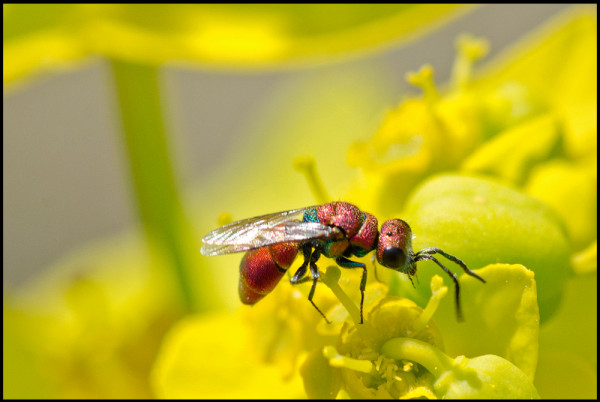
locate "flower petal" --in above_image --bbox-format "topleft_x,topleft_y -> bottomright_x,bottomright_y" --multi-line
433,264 -> 539,381
151,313 -> 305,398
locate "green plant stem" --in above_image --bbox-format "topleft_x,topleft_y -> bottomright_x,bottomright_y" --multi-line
111,60 -> 196,313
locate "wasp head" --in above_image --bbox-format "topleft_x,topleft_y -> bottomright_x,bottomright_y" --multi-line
377,219 -> 414,274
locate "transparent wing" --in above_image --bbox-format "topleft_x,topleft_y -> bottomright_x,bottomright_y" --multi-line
201,206 -> 337,256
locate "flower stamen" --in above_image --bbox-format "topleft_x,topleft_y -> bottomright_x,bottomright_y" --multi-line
412,274 -> 448,332
323,345 -> 375,375
320,266 -> 378,339
406,64 -> 440,105
451,33 -> 490,89
293,155 -> 331,204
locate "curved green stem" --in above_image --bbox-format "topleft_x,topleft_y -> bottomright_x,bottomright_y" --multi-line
111,60 -> 197,312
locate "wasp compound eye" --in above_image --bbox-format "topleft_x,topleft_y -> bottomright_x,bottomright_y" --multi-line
382,246 -> 406,269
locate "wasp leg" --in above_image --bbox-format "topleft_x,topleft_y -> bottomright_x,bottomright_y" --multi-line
290,244 -> 312,283
416,247 -> 486,283
414,253 -> 463,321
335,256 -> 367,324
290,245 -> 330,324
405,255 -> 417,289
307,249 -> 332,324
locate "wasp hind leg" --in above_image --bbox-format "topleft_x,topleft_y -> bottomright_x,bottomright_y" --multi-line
290,244 -> 311,283
289,244 -> 330,324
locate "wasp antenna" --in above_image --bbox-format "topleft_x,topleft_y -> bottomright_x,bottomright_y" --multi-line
416,247 -> 485,283
407,273 -> 416,288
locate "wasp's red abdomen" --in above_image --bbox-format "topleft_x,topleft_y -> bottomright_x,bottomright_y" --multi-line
239,242 -> 299,305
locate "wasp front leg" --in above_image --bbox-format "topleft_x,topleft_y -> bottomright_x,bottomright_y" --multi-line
335,256 -> 367,324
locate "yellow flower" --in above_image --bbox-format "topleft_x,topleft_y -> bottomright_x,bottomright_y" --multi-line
3,233 -> 184,398
153,265 -> 540,398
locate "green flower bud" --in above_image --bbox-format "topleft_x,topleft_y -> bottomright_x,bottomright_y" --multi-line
400,174 -> 570,322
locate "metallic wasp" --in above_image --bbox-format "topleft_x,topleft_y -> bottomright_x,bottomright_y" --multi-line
201,201 -> 485,323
